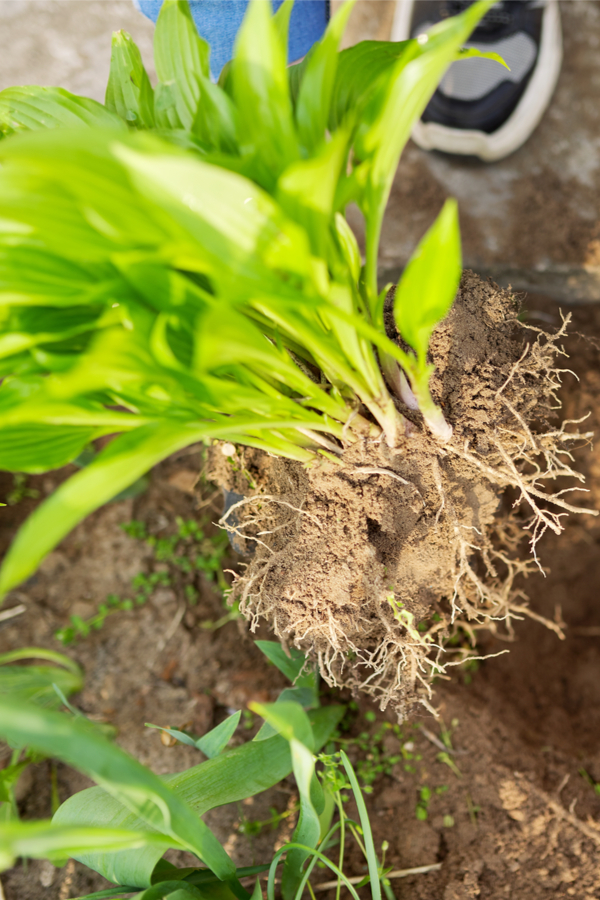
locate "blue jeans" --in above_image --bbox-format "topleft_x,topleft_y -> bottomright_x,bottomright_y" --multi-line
135,1 -> 329,80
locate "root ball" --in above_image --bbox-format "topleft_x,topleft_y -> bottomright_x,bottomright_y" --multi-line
210,272 -> 596,714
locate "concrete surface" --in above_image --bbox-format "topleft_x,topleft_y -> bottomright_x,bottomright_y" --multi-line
0,1 -> 156,100
0,0 -> 599,302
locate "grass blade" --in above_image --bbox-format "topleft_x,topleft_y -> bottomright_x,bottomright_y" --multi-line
196,712 -> 241,759
340,751 -> 380,900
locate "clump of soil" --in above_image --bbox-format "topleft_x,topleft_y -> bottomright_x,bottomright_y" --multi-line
210,272 -> 596,713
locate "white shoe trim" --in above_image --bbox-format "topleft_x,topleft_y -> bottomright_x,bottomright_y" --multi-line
392,0 -> 563,162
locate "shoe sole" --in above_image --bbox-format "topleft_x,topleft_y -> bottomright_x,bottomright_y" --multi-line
391,0 -> 563,162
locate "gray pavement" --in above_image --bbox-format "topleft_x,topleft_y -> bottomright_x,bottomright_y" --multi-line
0,1 -> 155,100
0,1 -> 599,303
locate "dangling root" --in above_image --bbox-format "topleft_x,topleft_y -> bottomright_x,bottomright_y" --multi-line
213,273 -> 598,715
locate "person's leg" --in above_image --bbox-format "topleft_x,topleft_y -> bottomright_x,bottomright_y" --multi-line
135,0 -> 329,80
391,0 -> 563,161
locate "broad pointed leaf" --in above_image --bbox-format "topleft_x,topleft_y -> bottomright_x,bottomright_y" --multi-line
154,0 -> 210,130
0,86 -> 125,137
106,30 -> 155,129
393,198 -> 461,365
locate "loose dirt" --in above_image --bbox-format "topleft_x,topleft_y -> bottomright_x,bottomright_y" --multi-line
212,273 -> 595,713
1,294 -> 600,900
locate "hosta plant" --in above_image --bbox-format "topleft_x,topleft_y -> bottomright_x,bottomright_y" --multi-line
0,0 -> 594,709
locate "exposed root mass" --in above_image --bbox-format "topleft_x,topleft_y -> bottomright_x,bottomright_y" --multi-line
209,272 -> 597,714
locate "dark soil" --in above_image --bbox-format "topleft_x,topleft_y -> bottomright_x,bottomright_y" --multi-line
1,295 -> 600,900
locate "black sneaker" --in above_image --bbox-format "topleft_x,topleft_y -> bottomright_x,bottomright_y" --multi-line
391,0 -> 562,160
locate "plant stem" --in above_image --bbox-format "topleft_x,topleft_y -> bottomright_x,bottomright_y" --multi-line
411,380 -> 452,442
364,210 -> 383,321
363,394 -> 405,449
380,355 -> 419,410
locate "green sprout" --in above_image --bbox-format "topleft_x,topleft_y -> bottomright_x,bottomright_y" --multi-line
5,474 -> 40,507
579,768 -> 600,795
0,0 -> 501,601
56,513 -> 231,644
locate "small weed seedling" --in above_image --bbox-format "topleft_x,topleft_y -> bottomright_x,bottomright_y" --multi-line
415,784 -> 449,822
579,768 -> 600,796
335,708 -> 423,790
55,514 -> 233,644
435,718 -> 463,779
4,474 -> 39,507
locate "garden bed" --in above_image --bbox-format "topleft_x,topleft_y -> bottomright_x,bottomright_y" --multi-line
1,294 -> 599,900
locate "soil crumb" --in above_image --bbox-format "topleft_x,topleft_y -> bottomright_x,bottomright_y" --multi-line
210,272 -> 596,714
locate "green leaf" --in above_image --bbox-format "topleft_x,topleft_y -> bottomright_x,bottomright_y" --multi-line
0,247 -> 122,308
0,86 -> 125,136
272,0 -> 294,56
145,724 -> 199,749
0,303 -> 117,363
334,213 -> 361,284
360,2 -> 495,180
357,0 -> 493,302
0,423 -> 100,473
0,698 -> 235,882
130,883 -> 204,900
393,198 -> 461,364
0,820 -> 173,873
154,0 -> 210,130
280,739 -> 321,900
0,760 -> 31,804
0,421 -> 217,598
327,40 -> 414,131
53,706 -> 344,888
294,0 -> 355,152
196,712 -> 241,759
0,647 -> 81,676
146,712 -> 241,758
231,0 -> 299,189
249,702 -> 314,752
154,82 -> 182,130
458,47 -> 509,69
340,752 -> 380,900
254,642 -> 314,690
106,30 -> 155,129
0,647 -> 83,709
0,130 -> 175,256
252,688 -> 317,743
112,142 -> 312,288
71,891 -> 138,900
191,77 -> 239,154
276,128 -> 349,257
